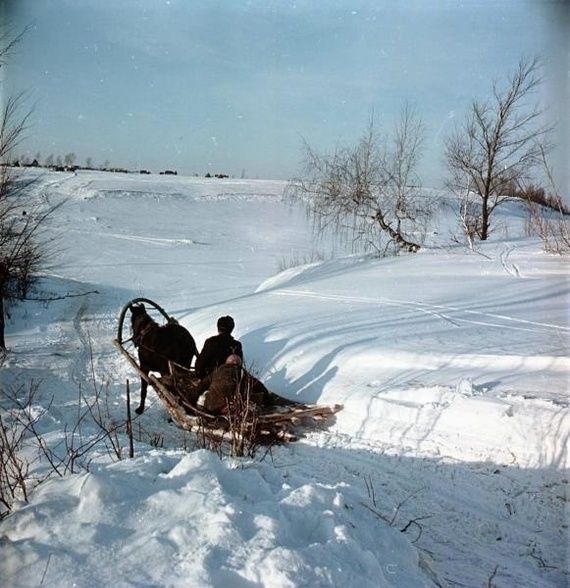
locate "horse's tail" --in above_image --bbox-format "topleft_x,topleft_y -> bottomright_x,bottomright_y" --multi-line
188,333 -> 199,366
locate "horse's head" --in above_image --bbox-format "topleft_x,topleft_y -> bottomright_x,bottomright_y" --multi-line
129,303 -> 153,344
129,302 -> 146,318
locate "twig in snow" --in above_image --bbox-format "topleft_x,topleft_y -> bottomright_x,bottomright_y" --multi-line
25,290 -> 100,302
400,515 -> 432,543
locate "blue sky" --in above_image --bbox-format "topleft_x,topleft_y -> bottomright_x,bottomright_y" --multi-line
3,0 -> 568,187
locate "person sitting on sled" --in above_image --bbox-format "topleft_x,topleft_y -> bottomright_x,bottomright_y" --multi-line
195,315 -> 243,378
195,354 -> 268,414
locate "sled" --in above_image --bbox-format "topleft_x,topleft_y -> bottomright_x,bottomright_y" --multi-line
114,298 -> 343,444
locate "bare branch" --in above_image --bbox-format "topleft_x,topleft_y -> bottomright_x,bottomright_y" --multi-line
0,92 -> 34,160
0,26 -> 28,68
445,56 -> 554,241
288,105 -> 428,255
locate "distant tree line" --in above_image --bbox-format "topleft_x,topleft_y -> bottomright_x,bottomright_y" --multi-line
9,152 -> 129,174
9,154 -> 234,180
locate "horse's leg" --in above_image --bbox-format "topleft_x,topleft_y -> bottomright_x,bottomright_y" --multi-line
136,375 -> 148,414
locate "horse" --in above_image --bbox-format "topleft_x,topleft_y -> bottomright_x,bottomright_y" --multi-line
129,303 -> 198,414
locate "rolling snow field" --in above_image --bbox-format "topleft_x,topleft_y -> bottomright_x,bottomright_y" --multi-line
1,170 -> 568,587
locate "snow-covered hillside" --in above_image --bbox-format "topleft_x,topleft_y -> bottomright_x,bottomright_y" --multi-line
1,170 -> 568,587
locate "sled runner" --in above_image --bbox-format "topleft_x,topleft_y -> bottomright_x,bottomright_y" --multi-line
114,298 -> 342,444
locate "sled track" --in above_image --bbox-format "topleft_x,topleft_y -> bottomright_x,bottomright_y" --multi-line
274,289 -> 570,333
70,297 -> 93,385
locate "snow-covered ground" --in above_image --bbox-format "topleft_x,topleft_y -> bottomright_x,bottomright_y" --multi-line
1,170 -> 568,587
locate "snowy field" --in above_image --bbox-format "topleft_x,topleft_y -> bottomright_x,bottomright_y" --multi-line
1,170 -> 568,587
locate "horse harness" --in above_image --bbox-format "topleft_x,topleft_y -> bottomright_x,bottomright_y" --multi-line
132,318 -> 158,348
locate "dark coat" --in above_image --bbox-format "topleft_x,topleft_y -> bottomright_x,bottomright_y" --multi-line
196,364 -> 268,414
195,333 -> 243,378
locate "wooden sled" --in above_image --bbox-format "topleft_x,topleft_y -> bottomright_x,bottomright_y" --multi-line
114,303 -> 342,444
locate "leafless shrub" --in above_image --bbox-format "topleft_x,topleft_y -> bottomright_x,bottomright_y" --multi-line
6,379 -> 126,478
0,34 -> 64,349
51,338 -> 126,472
523,146 -> 570,254
0,409 -> 30,518
0,350 -> 136,519
194,415 -> 225,457
0,381 -> 56,519
224,376 -> 261,459
68,382 -> 125,469
525,200 -> 570,254
195,369 -> 276,459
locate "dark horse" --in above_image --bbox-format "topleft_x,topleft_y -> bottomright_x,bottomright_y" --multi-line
130,303 -> 198,414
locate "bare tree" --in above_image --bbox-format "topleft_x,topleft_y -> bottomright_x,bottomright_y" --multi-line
288,105 -> 427,255
0,170 -> 62,349
0,30 -> 61,349
382,102 -> 429,246
445,56 -> 553,241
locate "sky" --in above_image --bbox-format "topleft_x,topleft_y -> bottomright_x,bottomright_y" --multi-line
2,0 -> 569,188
